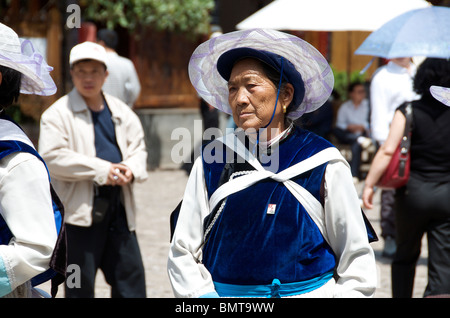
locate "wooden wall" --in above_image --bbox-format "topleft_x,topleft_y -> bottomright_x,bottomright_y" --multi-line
130,29 -> 200,109
0,0 -> 382,116
330,31 -> 379,77
297,30 -> 378,79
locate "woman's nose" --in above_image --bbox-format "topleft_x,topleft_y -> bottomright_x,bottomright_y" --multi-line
235,87 -> 249,106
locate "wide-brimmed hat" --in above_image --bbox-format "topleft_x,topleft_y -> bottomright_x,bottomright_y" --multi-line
188,29 -> 334,120
430,85 -> 450,106
0,23 -> 56,96
69,41 -> 107,68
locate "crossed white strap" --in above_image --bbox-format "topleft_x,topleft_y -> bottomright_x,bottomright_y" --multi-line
208,133 -> 347,245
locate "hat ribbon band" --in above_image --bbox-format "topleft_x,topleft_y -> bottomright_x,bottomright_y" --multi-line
253,57 -> 285,156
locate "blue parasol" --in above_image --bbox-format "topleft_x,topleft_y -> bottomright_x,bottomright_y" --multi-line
355,6 -> 450,59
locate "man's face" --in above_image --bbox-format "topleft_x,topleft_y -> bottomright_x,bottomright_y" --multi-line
70,60 -> 108,99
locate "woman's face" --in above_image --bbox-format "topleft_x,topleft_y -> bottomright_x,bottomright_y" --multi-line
227,58 -> 291,134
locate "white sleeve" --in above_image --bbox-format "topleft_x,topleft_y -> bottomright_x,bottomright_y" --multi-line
335,102 -> 349,130
370,75 -> 390,143
125,61 -> 141,106
0,153 -> 57,296
167,157 -> 217,298
323,160 -> 377,297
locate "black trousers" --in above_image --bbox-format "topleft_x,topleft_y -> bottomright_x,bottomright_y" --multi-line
392,175 -> 450,298
380,189 -> 396,239
64,188 -> 146,298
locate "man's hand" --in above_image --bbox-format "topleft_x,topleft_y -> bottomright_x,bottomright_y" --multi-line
106,163 -> 134,186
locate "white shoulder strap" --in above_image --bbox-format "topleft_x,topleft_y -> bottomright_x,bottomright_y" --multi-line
209,133 -> 347,244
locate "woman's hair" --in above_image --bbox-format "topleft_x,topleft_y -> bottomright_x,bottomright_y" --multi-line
414,58 -> 450,97
0,65 -> 22,110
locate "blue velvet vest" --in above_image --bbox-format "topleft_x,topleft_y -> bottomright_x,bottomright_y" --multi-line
201,127 -> 336,285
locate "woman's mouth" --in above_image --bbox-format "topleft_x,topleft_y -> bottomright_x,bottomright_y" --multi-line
239,112 -> 252,118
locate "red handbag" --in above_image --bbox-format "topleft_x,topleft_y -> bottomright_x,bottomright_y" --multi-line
376,103 -> 412,189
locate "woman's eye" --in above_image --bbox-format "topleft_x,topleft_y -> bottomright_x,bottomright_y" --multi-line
228,86 -> 236,93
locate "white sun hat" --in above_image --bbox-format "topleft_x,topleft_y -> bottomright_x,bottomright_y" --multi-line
0,23 -> 56,96
188,28 -> 334,120
69,41 -> 107,67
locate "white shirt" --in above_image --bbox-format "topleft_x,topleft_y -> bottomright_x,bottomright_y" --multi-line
0,120 -> 57,297
370,61 -> 419,143
336,99 -> 370,131
102,51 -> 141,107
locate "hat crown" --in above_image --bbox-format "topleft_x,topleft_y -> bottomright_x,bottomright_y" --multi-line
70,41 -> 107,66
0,23 -> 22,57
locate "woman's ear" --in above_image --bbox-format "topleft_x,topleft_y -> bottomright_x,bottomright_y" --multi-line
282,83 -> 294,106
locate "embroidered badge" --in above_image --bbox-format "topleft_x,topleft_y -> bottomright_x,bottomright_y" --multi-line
267,204 -> 276,215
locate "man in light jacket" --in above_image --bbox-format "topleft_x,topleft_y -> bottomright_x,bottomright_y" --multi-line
39,41 -> 148,298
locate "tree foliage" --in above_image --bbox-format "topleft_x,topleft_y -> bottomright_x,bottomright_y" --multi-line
80,0 -> 215,36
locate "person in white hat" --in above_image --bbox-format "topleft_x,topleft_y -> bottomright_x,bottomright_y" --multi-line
39,41 -> 148,298
430,85 -> 450,107
168,29 -> 377,298
0,23 -> 64,298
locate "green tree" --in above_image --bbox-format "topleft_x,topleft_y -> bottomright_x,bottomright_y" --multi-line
80,0 -> 215,37
331,66 -> 367,101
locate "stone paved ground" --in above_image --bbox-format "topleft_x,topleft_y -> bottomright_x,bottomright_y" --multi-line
39,169 -> 428,298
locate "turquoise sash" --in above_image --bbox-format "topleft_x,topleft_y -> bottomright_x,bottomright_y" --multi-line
214,271 -> 334,298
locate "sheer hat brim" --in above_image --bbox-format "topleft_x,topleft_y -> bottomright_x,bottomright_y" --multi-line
0,23 -> 56,96
430,85 -> 450,107
188,29 -> 334,120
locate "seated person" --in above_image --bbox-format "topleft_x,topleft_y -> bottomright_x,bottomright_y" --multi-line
333,82 -> 372,181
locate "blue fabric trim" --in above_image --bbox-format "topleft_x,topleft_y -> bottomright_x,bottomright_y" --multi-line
0,256 -> 12,297
214,271 -> 334,298
199,291 -> 220,298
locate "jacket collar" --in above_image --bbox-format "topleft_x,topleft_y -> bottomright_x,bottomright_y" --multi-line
68,88 -> 121,123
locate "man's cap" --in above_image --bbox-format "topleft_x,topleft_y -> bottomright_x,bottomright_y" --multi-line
69,41 -> 107,67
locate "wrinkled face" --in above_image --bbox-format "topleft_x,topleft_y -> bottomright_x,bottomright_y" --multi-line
227,58 -> 289,133
70,60 -> 108,99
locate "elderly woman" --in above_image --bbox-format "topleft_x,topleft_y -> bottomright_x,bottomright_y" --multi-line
168,29 -> 377,298
363,58 -> 450,298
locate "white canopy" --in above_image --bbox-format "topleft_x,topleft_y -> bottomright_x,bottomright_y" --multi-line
236,0 -> 430,31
